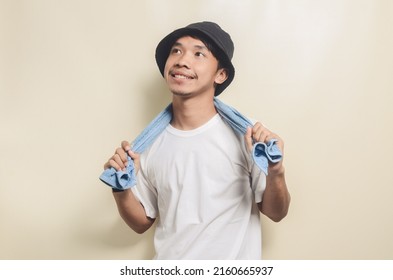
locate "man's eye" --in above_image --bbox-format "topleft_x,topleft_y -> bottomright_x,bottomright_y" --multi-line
171,48 -> 181,54
195,52 -> 205,57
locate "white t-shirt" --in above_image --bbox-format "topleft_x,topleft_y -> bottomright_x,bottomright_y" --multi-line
132,114 -> 266,259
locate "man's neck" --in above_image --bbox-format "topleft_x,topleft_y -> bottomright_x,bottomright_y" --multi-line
170,94 -> 217,130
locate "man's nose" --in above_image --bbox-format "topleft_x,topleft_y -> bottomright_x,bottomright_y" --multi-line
175,52 -> 191,68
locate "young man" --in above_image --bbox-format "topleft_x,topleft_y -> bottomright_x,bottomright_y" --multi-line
103,22 -> 290,259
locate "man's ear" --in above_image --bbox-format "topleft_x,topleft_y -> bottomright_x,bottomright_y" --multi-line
214,68 -> 228,85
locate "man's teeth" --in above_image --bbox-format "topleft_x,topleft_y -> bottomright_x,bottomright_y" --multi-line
174,74 -> 192,79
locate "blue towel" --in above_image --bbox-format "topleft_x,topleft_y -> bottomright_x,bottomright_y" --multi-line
100,98 -> 282,190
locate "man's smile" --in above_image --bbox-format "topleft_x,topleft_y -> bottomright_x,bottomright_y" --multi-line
169,70 -> 196,80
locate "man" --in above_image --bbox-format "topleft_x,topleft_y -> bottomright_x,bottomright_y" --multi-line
103,22 -> 290,259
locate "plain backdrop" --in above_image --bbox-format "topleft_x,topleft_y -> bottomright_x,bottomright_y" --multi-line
1,0 -> 392,259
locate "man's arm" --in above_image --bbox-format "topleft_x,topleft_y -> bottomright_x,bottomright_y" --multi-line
104,141 -> 155,233
258,165 -> 290,222
245,124 -> 291,222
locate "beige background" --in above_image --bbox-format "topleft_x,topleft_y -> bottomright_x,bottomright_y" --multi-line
1,0 -> 392,260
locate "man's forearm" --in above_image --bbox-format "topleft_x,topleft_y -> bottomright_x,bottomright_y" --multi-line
259,167 -> 291,222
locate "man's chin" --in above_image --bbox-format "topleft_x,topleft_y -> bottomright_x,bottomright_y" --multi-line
171,90 -> 192,97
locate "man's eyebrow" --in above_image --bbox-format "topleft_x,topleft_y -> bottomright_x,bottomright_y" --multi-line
172,41 -> 208,50
194,44 -> 208,51
172,42 -> 182,48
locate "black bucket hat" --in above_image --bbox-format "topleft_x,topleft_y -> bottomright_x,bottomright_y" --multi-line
155,21 -> 235,96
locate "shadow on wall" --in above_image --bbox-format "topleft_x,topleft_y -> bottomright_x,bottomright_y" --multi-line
101,219 -> 155,249
72,78 -> 168,260
100,219 -> 156,259
79,220 -> 155,259
141,75 -> 172,124
75,77 -> 168,260
73,186 -> 156,259
261,216 -> 276,254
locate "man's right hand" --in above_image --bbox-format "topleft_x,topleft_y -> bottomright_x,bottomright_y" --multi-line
103,141 -> 140,174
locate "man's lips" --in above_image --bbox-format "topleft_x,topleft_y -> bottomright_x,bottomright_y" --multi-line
169,70 -> 196,80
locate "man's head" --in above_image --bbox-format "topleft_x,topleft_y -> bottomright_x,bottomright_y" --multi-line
155,21 -> 235,96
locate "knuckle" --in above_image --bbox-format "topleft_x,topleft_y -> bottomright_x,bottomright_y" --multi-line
108,159 -> 116,168
121,141 -> 130,149
113,155 -> 123,165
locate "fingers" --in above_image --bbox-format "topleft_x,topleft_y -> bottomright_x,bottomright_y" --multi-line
103,141 -> 142,174
252,122 -> 270,143
245,123 -> 285,174
128,150 -> 140,161
106,151 -> 127,171
244,127 -> 253,152
123,142 -> 141,174
129,150 -> 141,174
251,122 -> 274,143
103,141 -> 131,171
121,141 -> 131,153
248,122 -> 284,152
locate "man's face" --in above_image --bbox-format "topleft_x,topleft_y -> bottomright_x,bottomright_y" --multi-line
163,36 -> 227,98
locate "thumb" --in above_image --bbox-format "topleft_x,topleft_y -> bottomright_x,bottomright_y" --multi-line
244,127 -> 253,153
128,150 -> 141,174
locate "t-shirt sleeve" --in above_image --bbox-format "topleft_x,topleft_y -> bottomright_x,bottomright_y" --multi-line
239,127 -> 267,204
131,166 -> 159,219
250,163 -> 266,204
247,117 -> 267,203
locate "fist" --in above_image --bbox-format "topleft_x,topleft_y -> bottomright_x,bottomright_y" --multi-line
245,122 -> 284,173
104,141 -> 140,174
